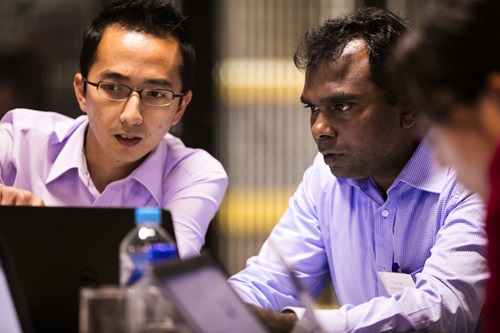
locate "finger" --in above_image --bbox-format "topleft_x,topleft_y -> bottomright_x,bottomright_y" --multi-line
0,185 -> 44,206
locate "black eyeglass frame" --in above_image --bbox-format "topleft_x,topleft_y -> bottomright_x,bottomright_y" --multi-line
82,77 -> 185,107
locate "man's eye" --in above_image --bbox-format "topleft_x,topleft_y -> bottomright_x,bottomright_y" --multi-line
146,90 -> 167,99
303,104 -> 319,112
101,83 -> 122,92
333,103 -> 351,112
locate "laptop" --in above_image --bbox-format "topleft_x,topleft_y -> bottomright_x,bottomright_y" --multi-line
0,206 -> 175,333
154,253 -> 270,333
0,236 -> 33,333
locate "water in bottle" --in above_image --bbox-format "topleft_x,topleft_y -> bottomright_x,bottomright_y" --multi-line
119,207 -> 177,286
119,207 -> 182,332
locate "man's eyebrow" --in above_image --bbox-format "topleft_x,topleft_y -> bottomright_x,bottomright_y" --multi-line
320,93 -> 358,105
143,78 -> 174,89
300,93 -> 358,106
98,72 -> 174,89
99,71 -> 129,82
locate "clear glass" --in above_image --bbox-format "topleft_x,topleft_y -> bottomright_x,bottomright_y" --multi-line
79,285 -> 140,333
83,78 -> 184,107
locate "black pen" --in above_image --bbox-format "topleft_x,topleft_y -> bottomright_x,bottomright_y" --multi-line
392,262 -> 402,273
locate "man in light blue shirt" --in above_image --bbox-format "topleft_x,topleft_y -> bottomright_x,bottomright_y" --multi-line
229,7 -> 487,333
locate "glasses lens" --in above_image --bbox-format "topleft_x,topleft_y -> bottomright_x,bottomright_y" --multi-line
98,82 -> 130,101
142,89 -> 173,106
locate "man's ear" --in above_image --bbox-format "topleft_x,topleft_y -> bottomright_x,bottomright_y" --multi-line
172,90 -> 192,126
73,73 -> 87,113
398,96 -> 418,129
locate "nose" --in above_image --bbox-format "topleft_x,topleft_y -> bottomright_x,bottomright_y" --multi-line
311,111 -> 337,141
119,92 -> 143,126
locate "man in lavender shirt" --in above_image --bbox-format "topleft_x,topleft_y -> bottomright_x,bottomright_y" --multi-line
0,0 -> 228,258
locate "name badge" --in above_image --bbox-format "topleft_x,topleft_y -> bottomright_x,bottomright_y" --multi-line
377,271 -> 416,296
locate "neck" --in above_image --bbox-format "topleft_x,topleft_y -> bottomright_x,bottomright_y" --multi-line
84,129 -> 144,193
87,160 -> 139,193
373,139 -> 421,197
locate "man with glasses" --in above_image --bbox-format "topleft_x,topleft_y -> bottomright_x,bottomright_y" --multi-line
0,0 -> 228,258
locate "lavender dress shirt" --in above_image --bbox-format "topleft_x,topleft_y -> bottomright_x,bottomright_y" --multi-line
0,109 -> 228,258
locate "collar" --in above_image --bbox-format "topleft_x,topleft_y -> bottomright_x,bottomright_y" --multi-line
394,136 -> 448,194
46,116 -> 168,205
45,116 -> 88,185
127,141 -> 166,206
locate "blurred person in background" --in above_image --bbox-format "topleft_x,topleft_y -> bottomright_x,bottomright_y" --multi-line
393,0 -> 500,331
229,7 -> 487,333
0,0 -> 228,258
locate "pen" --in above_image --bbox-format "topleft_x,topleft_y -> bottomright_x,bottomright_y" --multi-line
392,262 -> 402,273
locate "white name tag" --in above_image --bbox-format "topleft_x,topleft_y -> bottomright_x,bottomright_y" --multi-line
377,271 -> 416,296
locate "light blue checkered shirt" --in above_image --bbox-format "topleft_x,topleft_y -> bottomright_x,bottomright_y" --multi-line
229,138 -> 488,332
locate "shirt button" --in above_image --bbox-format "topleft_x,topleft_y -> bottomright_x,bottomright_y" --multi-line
381,210 -> 389,217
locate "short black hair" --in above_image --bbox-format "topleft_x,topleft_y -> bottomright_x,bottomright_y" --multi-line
393,0 -> 500,123
79,0 -> 196,92
294,7 -> 410,105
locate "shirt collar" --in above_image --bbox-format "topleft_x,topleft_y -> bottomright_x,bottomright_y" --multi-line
46,116 -> 167,205
395,136 -> 448,194
127,141 -> 166,206
45,116 -> 88,185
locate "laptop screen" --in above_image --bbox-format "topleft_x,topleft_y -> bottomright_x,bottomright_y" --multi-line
154,254 -> 269,333
0,206 -> 174,333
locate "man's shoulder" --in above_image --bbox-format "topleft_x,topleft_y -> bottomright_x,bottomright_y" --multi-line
3,109 -> 75,133
4,109 -> 88,145
158,133 -> 227,176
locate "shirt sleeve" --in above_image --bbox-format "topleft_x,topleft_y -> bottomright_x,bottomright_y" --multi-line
162,150 -> 228,258
229,160 -> 333,310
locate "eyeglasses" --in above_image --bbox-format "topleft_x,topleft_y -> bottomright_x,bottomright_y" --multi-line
83,77 -> 184,107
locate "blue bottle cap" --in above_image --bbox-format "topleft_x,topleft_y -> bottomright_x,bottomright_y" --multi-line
135,207 -> 162,225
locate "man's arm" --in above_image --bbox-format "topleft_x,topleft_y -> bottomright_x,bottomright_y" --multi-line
162,148 -> 228,258
0,184 -> 44,206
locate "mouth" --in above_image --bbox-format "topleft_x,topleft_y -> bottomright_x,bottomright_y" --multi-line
322,152 -> 343,165
115,134 -> 141,147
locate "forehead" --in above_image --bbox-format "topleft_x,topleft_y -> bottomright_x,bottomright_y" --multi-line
90,25 -> 183,81
302,39 -> 375,99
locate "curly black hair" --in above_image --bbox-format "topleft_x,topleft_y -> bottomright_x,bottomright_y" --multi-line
294,7 -> 410,105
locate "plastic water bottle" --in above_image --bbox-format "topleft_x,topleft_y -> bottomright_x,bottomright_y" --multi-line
119,207 -> 182,332
119,207 -> 177,286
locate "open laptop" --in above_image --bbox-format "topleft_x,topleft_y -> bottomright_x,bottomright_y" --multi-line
154,253 -> 270,333
0,236 -> 33,333
0,206 -> 175,333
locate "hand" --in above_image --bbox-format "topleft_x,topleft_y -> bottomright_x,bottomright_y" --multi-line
0,184 -> 45,206
248,304 -> 297,333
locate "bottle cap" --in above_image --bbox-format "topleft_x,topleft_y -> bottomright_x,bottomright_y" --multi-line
149,243 -> 178,263
135,207 -> 161,225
